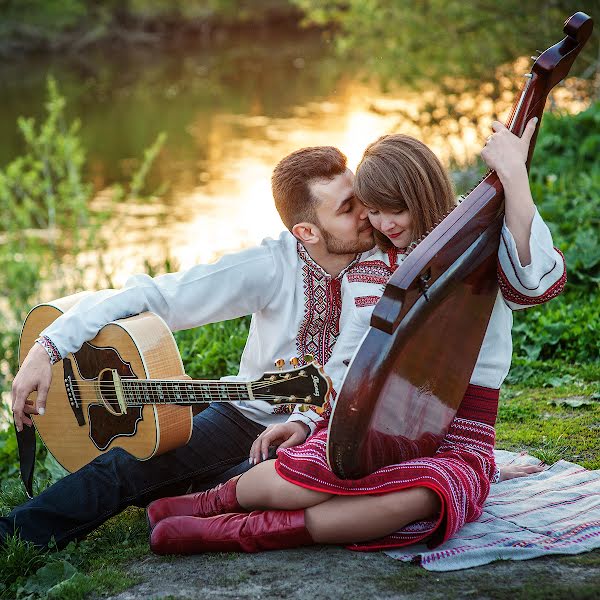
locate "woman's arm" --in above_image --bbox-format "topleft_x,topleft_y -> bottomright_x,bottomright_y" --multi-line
481,119 -> 566,310
481,118 -> 537,266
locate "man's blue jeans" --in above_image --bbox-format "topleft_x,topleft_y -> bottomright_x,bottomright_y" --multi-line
0,403 -> 264,548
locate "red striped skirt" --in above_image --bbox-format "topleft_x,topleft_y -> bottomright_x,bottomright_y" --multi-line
275,384 -> 499,551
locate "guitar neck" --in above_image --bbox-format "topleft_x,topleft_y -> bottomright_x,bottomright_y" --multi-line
121,379 -> 251,405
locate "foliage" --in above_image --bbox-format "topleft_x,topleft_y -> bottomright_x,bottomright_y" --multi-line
0,78 -> 164,484
292,0 -> 599,90
0,0 -> 299,53
510,101 -> 600,365
175,318 -> 250,380
0,508 -> 145,599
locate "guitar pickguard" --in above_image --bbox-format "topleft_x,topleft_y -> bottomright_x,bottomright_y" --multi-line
87,404 -> 144,451
71,341 -> 141,450
73,341 -> 136,379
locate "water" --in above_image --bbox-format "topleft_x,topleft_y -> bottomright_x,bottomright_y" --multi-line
1,27 -> 592,283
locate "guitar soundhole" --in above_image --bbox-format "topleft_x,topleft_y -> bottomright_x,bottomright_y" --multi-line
98,370 -> 121,414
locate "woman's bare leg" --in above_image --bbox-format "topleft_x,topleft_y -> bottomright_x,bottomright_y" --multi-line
236,461 -> 441,544
236,459 -> 332,510
305,487 -> 441,544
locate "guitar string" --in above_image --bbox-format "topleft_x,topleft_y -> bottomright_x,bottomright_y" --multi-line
68,374 -> 324,405
69,375 -> 308,391
69,373 -> 314,394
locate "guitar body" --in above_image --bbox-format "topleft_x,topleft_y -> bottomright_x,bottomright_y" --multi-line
20,293 -> 193,473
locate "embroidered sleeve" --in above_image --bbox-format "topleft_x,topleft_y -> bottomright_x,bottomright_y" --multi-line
491,465 -> 501,484
497,209 -> 566,311
36,336 -> 62,364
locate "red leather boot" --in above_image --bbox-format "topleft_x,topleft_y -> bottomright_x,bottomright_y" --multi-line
146,476 -> 242,529
150,510 -> 314,555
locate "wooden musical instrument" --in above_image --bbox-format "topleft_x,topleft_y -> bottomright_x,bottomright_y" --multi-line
327,12 -> 593,479
20,293 -> 331,473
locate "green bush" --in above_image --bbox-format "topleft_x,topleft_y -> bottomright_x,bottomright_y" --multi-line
510,101 -> 600,367
0,79 -> 164,486
175,318 -> 250,380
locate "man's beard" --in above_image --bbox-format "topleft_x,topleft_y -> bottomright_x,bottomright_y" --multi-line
321,226 -> 375,255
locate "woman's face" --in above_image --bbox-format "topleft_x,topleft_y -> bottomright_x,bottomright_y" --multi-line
367,207 -> 414,249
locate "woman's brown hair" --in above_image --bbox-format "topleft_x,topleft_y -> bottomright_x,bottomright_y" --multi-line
354,134 -> 456,250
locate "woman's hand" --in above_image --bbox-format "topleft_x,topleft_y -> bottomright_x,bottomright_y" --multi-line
499,462 -> 546,482
482,118 -> 538,266
249,421 -> 309,465
481,118 -> 537,181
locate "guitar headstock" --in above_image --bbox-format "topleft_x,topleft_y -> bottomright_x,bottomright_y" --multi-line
251,359 -> 331,410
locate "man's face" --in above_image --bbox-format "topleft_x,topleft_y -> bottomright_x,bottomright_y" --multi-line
310,169 -> 374,254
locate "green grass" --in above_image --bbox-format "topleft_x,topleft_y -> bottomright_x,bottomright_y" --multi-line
496,377 -> 600,469
1,368 -> 598,598
0,508 -> 145,599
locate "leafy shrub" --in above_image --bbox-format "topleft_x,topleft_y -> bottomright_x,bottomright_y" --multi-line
511,101 -> 600,367
175,318 -> 250,380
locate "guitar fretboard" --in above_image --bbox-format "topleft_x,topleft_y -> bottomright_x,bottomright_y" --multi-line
121,379 -> 251,405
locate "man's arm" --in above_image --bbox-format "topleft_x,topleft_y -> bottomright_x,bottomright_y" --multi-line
12,243 -> 280,430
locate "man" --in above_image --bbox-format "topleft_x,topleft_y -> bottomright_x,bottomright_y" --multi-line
3,145 -> 375,549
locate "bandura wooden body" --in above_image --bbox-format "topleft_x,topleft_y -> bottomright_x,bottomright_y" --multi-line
327,12 -> 593,479
20,293 -> 330,473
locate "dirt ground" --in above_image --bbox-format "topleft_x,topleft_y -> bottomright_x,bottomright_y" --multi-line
105,546 -> 600,600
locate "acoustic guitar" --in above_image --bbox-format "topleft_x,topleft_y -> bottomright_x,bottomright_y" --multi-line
20,292 -> 331,473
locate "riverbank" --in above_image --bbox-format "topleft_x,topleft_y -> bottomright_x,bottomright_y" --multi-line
0,1 -> 306,57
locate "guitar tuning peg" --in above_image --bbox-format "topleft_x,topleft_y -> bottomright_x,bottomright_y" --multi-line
275,358 -> 285,371
290,357 -> 300,367
303,354 -> 314,364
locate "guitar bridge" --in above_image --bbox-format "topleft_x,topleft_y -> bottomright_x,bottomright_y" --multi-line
63,358 -> 85,426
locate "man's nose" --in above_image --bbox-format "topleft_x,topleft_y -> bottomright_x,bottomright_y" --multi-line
358,205 -> 369,219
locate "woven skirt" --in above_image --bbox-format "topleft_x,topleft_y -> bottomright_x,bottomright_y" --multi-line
275,384 -> 499,551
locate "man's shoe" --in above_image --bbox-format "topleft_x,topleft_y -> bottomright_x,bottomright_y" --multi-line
150,509 -> 313,554
146,476 -> 242,530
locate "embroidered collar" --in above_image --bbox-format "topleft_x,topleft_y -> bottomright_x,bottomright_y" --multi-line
296,242 -> 362,280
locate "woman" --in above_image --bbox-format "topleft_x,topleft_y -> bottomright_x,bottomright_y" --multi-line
147,119 -> 565,554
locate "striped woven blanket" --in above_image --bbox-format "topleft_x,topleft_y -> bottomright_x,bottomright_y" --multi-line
386,450 -> 600,571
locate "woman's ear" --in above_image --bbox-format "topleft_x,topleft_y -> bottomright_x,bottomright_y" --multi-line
292,222 -> 321,246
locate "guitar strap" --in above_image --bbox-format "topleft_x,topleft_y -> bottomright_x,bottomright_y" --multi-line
15,424 -> 36,498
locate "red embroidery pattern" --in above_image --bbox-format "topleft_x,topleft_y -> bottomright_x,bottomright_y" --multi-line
295,244 -> 360,369
497,248 -> 566,306
355,295 -> 381,308
36,336 -> 61,364
349,247 -> 403,308
276,384 -> 497,552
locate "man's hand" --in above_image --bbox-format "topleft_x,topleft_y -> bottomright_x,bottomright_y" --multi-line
11,343 -> 53,432
249,421 -> 309,465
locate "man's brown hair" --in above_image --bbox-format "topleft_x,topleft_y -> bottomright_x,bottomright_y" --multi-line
355,134 -> 456,249
272,146 -> 347,230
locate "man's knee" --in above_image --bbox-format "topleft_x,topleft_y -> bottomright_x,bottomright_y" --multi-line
88,448 -> 138,480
